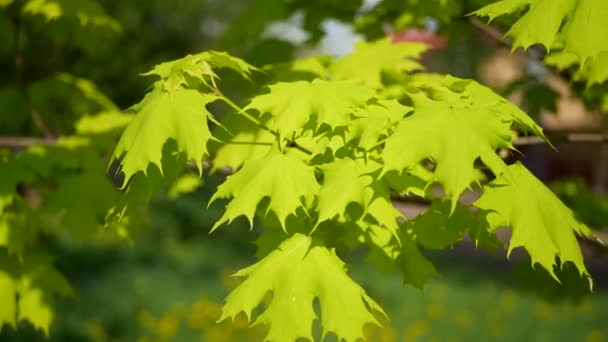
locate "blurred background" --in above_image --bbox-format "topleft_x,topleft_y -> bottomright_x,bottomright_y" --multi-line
1,0 -> 607,341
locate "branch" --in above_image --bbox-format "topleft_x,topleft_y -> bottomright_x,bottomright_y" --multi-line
468,17 -> 512,48
514,132 -> 608,147
0,136 -> 57,148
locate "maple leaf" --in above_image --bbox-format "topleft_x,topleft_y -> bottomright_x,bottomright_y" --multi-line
474,162 -> 596,284
402,200 -> 478,250
264,56 -> 331,83
361,223 -> 437,289
473,0 -> 608,81
111,85 -> 219,186
331,38 -> 427,88
0,253 -> 72,335
546,51 -> 608,85
219,233 -> 385,342
316,158 -> 376,224
42,169 -> 120,241
243,79 -> 376,138
210,148 -> 319,231
382,75 -> 545,207
396,237 -> 438,289
348,100 -> 412,150
316,158 -> 402,238
211,111 -> 274,171
144,50 -> 259,91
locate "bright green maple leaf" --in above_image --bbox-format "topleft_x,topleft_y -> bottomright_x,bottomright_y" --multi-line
473,0 -> 608,81
382,75 -> 545,207
331,38 -> 427,88
474,162 -> 596,284
316,158 -> 402,239
348,100 -> 412,150
144,50 -> 259,91
546,51 -> 608,85
316,158 -> 376,224
111,85 -> 219,186
211,111 -> 274,171
244,79 -> 376,138
264,56 -> 331,83
219,233 -> 385,342
210,148 -> 319,232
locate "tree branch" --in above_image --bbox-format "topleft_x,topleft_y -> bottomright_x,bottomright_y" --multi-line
0,136 -> 57,148
514,132 -> 608,147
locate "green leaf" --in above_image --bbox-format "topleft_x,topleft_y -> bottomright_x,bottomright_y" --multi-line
402,200 -> 476,250
316,158 -> 402,239
211,111 -> 274,171
382,75 -> 545,207
331,38 -> 427,88
383,164 -> 432,198
144,50 -> 259,88
473,0 -> 608,81
22,0 -> 120,32
210,147 -> 319,231
75,111 -> 133,135
474,162 -> 596,284
264,56 -> 331,83
0,252 -> 72,335
219,233 -> 385,342
348,100 -> 412,150
550,177 -> 608,229
244,79 -> 376,138
396,237 -> 438,289
167,173 -> 202,199
316,158 -> 376,224
41,168 -> 120,241
547,51 -> 608,85
111,85 -> 219,186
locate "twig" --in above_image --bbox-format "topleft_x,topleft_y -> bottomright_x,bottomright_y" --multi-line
468,17 -> 512,48
0,136 -> 57,148
514,132 -> 608,147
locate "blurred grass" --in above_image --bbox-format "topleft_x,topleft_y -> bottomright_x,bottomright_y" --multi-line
1,174 -> 607,341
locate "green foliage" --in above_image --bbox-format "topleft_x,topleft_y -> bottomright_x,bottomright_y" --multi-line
330,38 -> 426,88
2,0 -> 607,340
220,233 -> 385,342
111,86 -> 219,186
244,79 -> 375,138
551,178 -> 608,229
0,252 -> 72,335
475,162 -> 596,283
473,0 -> 608,84
382,74 -> 545,206
210,147 -> 319,231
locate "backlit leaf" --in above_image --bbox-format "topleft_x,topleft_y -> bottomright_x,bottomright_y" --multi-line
210,147 -> 319,231
219,233 -> 385,342
474,162 -> 596,284
111,85 -> 219,186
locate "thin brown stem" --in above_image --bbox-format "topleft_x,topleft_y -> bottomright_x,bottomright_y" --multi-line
0,136 -> 57,148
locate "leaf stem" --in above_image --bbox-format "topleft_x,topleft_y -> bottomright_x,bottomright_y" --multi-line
213,87 -> 312,155
224,141 -> 273,146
